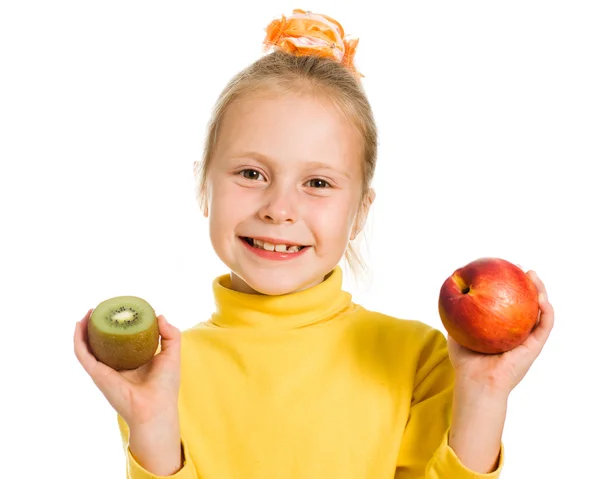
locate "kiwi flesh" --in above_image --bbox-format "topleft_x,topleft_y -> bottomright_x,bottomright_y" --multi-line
87,295 -> 159,371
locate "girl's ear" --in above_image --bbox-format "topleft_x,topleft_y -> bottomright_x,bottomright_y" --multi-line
350,188 -> 376,241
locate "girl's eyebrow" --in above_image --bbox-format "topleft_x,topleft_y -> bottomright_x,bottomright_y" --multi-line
231,151 -> 351,179
304,161 -> 351,180
231,151 -> 270,162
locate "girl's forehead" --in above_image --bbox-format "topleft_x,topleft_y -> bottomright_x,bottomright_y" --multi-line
220,94 -> 361,152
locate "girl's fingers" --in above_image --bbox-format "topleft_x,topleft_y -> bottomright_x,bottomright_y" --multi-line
73,309 -> 95,374
520,271 -> 555,356
156,315 -> 181,357
527,290 -> 555,349
73,309 -> 128,393
527,270 -> 548,298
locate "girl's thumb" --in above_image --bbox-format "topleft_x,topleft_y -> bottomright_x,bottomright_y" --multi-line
158,314 -> 171,328
158,314 -> 180,338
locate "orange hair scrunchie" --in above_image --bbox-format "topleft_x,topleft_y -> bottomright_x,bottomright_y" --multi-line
263,9 -> 363,78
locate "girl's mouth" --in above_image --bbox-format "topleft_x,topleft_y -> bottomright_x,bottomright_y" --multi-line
240,236 -> 307,254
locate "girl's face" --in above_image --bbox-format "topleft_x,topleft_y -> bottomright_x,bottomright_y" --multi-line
205,91 -> 372,295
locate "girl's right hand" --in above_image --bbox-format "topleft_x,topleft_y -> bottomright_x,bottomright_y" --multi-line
73,309 -> 182,429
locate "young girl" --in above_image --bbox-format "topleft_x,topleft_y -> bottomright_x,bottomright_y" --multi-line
74,9 -> 553,479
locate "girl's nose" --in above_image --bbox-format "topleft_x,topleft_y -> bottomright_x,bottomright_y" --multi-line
258,185 -> 298,224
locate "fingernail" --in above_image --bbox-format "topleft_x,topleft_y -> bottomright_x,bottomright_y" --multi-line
539,292 -> 545,303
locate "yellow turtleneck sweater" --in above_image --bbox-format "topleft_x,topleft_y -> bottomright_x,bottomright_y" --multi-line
117,267 -> 504,478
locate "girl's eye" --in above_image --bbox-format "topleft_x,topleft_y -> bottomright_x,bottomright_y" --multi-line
239,169 -> 264,181
307,178 -> 331,188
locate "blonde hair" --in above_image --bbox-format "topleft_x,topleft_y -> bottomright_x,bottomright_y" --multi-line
193,50 -> 378,277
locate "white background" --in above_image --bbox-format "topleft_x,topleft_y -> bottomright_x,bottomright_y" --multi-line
1,1 -> 598,477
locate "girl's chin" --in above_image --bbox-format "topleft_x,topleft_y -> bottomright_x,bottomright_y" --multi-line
230,268 -> 324,296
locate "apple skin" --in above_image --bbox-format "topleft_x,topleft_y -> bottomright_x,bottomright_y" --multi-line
438,257 -> 540,354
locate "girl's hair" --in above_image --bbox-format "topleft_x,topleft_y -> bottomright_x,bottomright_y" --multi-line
193,50 -> 378,277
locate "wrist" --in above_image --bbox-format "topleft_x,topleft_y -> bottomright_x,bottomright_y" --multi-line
451,385 -> 508,429
129,409 -> 182,476
454,374 -> 511,403
128,404 -> 180,431
449,385 -> 507,474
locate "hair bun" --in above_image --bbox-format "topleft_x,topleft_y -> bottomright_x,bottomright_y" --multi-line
263,9 -> 362,77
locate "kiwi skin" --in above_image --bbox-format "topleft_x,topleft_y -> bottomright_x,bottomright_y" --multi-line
87,296 -> 160,371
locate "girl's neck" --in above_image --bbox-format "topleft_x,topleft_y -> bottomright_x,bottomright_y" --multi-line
229,271 -> 327,295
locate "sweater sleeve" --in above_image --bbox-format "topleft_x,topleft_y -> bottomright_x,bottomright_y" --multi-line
395,328 -> 504,478
117,415 -> 198,479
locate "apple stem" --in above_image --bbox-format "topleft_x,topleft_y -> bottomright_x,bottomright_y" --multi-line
453,274 -> 471,294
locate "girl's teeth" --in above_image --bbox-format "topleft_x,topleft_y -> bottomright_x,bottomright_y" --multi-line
250,238 -> 302,253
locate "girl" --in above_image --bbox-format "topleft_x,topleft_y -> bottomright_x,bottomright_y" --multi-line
74,9 -> 553,479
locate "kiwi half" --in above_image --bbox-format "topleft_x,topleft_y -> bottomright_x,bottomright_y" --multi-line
87,296 -> 159,371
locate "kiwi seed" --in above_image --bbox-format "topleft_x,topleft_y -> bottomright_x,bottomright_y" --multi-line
87,295 -> 159,371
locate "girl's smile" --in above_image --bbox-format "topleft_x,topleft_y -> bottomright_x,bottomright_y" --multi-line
238,235 -> 310,261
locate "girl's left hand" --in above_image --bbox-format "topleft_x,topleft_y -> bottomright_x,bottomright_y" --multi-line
447,270 -> 555,396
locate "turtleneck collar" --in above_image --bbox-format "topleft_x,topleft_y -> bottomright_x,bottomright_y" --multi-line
208,266 -> 352,330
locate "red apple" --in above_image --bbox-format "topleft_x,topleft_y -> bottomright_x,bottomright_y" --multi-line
438,257 -> 539,354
